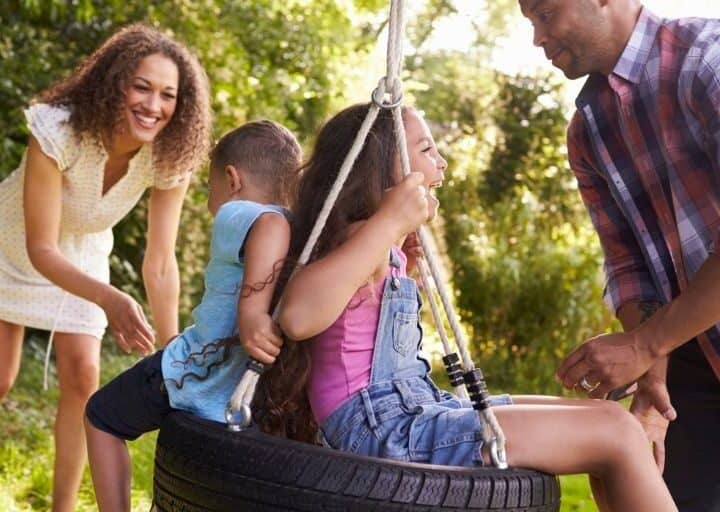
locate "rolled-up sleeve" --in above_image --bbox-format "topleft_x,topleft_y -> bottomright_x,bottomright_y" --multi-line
567,111 -> 661,313
688,44 -> 720,251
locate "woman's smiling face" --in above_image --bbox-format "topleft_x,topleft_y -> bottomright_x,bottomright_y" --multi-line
118,52 -> 179,148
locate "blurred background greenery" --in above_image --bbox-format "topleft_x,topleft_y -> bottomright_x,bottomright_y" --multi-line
0,0 -> 616,510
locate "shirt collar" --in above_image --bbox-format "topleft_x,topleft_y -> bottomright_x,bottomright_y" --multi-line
575,7 -> 662,107
612,6 -> 663,84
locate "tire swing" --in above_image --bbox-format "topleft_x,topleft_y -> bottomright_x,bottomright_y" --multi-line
153,1 -> 560,510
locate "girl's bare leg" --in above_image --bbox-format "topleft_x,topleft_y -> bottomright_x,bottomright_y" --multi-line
511,396 -> 615,512
52,332 -> 101,512
0,320 -> 24,400
85,417 -> 132,512
493,398 -> 676,512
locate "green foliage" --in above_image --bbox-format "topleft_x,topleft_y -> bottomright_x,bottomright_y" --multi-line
1,2 -> 612,510
0,337 -> 157,510
417,69 -> 615,394
0,0 -> 383,327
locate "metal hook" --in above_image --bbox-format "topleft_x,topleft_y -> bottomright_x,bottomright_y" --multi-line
489,438 -> 509,469
225,403 -> 252,432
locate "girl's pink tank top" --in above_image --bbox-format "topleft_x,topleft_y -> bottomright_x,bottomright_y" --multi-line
307,247 -> 407,424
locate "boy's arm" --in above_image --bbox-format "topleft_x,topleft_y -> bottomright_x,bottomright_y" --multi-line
237,212 -> 290,364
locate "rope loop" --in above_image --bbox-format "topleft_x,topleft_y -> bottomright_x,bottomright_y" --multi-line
224,0 -> 507,469
371,76 -> 403,109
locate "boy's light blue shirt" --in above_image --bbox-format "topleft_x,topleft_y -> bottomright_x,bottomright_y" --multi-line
161,200 -> 286,422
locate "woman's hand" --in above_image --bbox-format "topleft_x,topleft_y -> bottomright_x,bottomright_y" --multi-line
99,286 -> 155,355
239,313 -> 283,364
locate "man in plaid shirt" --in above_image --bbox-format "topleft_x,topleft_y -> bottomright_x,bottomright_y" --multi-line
521,0 -> 720,509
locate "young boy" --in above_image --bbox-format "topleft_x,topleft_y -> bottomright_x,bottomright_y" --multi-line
84,120 -> 301,511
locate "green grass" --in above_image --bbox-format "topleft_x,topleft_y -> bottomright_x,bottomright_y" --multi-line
0,336 -> 154,511
1,335 -> 599,511
560,475 -> 599,512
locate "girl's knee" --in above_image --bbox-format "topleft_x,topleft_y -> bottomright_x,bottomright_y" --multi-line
601,400 -> 643,433
595,400 -> 647,463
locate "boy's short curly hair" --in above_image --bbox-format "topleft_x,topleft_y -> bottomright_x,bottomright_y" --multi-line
210,121 -> 302,206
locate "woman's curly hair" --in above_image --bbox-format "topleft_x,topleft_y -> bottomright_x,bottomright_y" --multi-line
37,23 -> 212,177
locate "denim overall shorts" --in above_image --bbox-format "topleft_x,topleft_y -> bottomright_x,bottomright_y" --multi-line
320,250 -> 511,467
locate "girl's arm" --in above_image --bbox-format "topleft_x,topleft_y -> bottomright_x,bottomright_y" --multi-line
237,212 -> 290,364
279,172 -> 429,340
143,179 -> 190,347
23,135 -> 154,353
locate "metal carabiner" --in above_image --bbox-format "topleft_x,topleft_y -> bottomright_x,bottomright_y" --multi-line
225,403 -> 252,432
488,437 -> 509,469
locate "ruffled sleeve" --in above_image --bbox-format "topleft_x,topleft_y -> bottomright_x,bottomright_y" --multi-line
23,103 -> 79,172
153,170 -> 192,190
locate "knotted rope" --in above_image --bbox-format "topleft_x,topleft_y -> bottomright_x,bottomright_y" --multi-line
226,0 -> 507,469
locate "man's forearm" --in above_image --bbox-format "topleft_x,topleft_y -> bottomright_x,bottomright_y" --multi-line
608,301 -> 666,398
634,252 -> 720,358
617,301 -> 663,331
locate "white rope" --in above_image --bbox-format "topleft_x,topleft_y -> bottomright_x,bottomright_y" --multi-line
43,291 -> 69,390
228,0 -> 507,469
385,1 -> 505,461
229,104 -> 382,421
391,105 -> 507,464
416,226 -> 475,368
416,258 -> 468,400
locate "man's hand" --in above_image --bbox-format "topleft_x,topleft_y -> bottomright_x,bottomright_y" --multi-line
401,231 -> 423,277
556,330 -> 657,397
630,373 -> 677,473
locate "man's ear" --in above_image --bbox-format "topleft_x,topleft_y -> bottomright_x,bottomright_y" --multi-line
225,164 -> 244,193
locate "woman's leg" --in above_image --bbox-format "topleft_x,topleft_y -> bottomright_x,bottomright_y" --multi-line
493,398 -> 676,512
52,332 -> 101,512
0,320 -> 25,400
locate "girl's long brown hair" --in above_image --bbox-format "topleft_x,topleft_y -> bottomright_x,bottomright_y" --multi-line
254,103 -> 407,442
37,23 -> 211,177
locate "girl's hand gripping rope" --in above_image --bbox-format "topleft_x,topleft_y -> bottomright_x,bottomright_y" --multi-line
377,171 -> 430,240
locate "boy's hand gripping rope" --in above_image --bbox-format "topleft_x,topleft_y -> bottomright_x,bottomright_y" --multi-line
225,0 -> 508,470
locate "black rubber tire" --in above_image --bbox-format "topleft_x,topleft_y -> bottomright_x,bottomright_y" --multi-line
153,411 -> 560,511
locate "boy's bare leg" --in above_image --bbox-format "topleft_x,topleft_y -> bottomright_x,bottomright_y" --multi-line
86,418 -> 132,512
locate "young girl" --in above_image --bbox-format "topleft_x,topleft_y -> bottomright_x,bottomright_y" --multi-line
260,103 -> 677,512
85,120 -> 301,512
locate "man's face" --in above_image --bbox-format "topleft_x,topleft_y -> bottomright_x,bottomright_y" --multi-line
519,0 -> 607,79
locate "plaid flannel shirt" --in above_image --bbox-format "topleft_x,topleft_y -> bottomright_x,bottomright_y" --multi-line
567,7 -> 720,375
